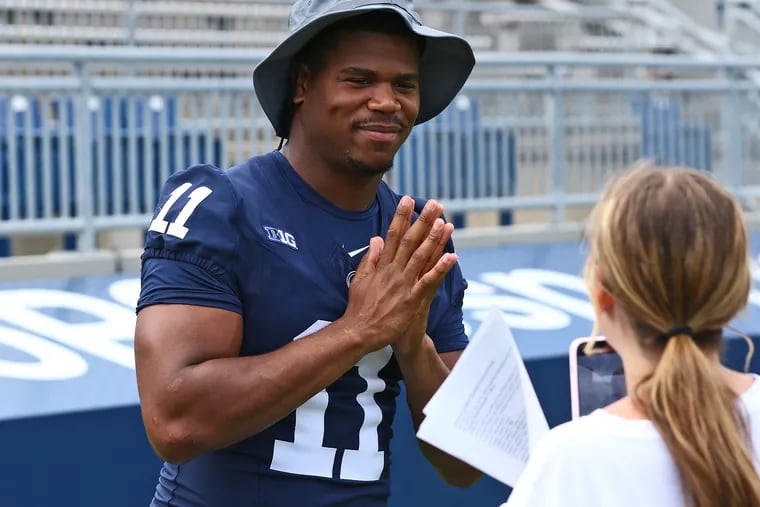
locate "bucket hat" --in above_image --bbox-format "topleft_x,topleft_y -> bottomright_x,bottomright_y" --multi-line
253,0 -> 475,137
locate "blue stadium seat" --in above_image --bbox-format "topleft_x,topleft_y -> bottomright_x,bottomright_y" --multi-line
395,101 -> 517,227
632,94 -> 712,171
0,96 -> 221,217
0,95 -> 224,256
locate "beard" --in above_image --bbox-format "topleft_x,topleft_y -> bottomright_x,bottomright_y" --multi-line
345,152 -> 394,176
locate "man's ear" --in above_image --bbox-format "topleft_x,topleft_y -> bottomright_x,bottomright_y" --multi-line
292,64 -> 310,106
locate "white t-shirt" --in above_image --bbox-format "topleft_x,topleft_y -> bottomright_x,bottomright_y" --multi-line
503,375 -> 760,507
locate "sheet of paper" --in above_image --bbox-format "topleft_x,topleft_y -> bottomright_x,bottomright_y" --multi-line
417,308 -> 549,487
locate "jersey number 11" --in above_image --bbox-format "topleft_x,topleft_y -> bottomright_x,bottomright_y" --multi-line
270,320 -> 393,482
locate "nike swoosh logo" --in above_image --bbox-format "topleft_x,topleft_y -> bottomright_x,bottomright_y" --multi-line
348,245 -> 370,257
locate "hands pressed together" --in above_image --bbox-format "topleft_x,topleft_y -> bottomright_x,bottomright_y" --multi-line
342,196 -> 456,358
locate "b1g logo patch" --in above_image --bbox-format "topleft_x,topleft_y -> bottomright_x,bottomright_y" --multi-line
263,226 -> 298,250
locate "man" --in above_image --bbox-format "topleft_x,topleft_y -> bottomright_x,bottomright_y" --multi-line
134,0 -> 479,505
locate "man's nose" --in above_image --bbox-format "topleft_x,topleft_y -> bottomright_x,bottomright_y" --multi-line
368,83 -> 401,113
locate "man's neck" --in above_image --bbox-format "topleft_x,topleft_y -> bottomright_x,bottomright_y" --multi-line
280,143 -> 384,212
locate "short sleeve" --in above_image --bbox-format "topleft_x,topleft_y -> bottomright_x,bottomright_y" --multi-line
137,164 -> 244,313
426,237 -> 469,353
407,196 -> 469,353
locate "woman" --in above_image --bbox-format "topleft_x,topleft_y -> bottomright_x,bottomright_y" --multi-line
505,164 -> 760,507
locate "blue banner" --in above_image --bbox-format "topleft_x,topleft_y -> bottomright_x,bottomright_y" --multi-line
1,236 -> 759,422
1,236 -> 759,507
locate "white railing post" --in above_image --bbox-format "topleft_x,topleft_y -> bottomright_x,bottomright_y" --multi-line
721,68 -> 744,194
74,61 -> 96,251
127,0 -> 137,46
546,65 -> 567,222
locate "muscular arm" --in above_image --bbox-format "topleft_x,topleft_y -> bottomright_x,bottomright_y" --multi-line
395,341 -> 483,488
135,304 -> 373,464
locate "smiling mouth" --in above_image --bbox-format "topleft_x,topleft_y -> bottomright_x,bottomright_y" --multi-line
356,124 -> 403,143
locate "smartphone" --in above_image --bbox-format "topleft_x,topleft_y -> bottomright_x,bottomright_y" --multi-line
569,336 -> 626,419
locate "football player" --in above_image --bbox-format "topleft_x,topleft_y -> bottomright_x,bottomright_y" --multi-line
134,0 -> 480,505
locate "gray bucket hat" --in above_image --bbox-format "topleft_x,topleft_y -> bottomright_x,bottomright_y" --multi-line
253,0 -> 476,138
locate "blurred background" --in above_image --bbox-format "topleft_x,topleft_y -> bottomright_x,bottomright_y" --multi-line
1,1 -> 759,506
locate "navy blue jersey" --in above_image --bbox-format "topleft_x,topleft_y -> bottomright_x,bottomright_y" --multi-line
138,151 -> 468,507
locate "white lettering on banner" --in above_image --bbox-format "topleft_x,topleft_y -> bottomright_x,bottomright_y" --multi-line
0,325 -> 88,380
481,270 -> 595,321
751,257 -> 760,307
460,271 -> 591,335
0,266 -> 759,382
0,289 -> 136,370
463,293 -> 571,331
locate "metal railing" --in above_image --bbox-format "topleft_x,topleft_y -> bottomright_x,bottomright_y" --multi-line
1,47 -> 760,251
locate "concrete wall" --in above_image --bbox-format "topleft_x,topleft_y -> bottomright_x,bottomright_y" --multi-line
669,0 -> 722,31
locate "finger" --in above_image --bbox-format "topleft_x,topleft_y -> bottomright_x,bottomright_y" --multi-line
404,218 -> 446,278
377,196 -> 413,269
394,199 -> 444,267
413,253 -> 458,300
353,236 -> 384,283
421,222 -> 454,275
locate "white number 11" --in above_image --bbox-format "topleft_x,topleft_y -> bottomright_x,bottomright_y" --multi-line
270,320 -> 394,481
149,183 -> 213,239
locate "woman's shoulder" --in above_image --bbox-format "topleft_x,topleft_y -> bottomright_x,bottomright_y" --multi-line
541,410 -> 619,443
532,409 -> 662,464
503,414 -> 631,507
526,412 -> 615,466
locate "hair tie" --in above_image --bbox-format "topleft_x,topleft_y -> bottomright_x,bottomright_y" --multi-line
661,325 -> 694,340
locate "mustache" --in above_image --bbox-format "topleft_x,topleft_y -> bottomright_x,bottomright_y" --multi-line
352,115 -> 407,130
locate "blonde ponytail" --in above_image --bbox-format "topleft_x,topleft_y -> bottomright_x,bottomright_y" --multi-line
640,333 -> 760,507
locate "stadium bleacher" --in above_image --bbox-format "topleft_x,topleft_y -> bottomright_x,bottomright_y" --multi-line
0,0 -> 719,55
2,0 -> 759,242
1,0 -> 759,253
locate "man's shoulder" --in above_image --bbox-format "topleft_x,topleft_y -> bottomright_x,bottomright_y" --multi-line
227,151 -> 280,170
155,153 -> 278,235
155,163 -> 241,220
377,183 -> 430,216
223,151 -> 296,204
377,180 -> 428,208
142,163 -> 243,269
379,184 -> 450,219
226,151 -> 280,183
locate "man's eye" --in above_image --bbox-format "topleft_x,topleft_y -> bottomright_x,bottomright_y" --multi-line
397,82 -> 418,90
347,78 -> 371,85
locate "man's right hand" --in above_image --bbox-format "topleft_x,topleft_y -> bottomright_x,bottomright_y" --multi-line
340,196 -> 455,353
